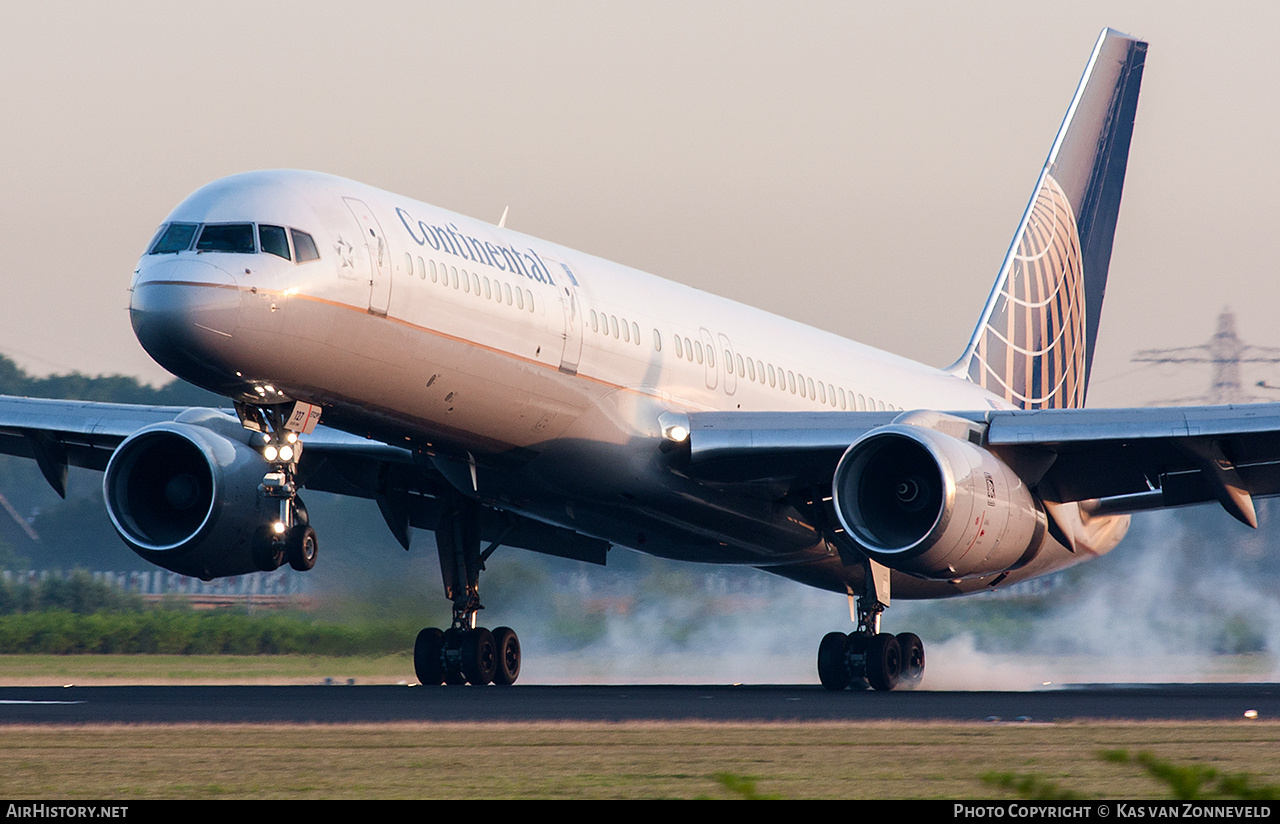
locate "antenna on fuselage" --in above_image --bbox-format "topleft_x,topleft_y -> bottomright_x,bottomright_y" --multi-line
497,206 -> 509,229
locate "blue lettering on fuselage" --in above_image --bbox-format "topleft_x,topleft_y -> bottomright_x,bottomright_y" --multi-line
397,206 -> 555,286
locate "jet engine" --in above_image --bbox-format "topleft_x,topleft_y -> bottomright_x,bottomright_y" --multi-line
102,410 -> 276,579
831,421 -> 1047,580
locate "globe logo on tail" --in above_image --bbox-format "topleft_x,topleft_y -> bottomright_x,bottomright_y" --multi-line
967,173 -> 1086,410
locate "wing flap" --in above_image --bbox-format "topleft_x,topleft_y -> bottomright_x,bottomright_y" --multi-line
987,404 -> 1280,507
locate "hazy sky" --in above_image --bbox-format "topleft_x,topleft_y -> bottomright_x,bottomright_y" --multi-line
3,1 -> 1278,407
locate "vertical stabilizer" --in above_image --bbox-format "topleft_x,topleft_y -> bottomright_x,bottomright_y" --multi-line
955,29 -> 1146,409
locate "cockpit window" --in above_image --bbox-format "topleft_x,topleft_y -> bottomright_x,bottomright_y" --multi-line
259,225 -> 290,261
291,229 -> 320,262
149,223 -> 198,254
196,224 -> 256,254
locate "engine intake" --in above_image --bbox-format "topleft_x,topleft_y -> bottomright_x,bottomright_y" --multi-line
103,411 -> 275,579
831,421 -> 1046,580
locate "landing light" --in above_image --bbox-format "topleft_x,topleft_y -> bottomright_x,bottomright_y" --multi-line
278,444 -> 295,462
272,521 -> 286,535
263,445 -> 279,462
657,411 -> 692,448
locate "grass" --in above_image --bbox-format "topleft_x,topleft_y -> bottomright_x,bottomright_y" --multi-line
0,721 -> 1277,799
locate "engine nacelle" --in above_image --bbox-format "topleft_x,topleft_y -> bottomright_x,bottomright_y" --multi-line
103,410 -> 275,579
831,419 -> 1046,581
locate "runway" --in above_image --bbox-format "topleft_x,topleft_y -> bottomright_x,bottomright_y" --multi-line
0,683 -> 1276,724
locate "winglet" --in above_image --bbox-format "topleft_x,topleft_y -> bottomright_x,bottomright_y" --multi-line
954,29 -> 1147,410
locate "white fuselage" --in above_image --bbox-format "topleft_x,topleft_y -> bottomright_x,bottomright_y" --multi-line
130,169 -> 1121,597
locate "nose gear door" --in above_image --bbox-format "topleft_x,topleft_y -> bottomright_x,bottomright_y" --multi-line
343,197 -> 392,316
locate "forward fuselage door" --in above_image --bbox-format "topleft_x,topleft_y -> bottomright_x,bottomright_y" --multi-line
544,256 -> 583,375
343,197 -> 392,316
558,283 -> 584,375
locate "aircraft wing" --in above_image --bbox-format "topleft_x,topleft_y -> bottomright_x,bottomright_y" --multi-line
0,394 -> 608,564
0,395 -> 413,494
679,404 -> 1280,527
0,396 -> 197,492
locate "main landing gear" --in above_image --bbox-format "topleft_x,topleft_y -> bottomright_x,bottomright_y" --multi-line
238,401 -> 319,573
817,591 -> 925,692
414,497 -> 521,686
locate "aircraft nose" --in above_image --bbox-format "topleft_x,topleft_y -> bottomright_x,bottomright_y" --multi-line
130,258 -> 243,390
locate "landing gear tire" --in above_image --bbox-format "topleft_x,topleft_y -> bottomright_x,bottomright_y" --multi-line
252,530 -> 284,571
845,633 -> 870,690
286,525 -> 318,571
818,632 -> 851,691
492,626 -> 521,686
441,628 -> 467,685
817,631 -> 910,691
865,633 -> 902,692
896,632 -> 925,689
416,626 -> 517,686
461,627 -> 498,686
414,628 -> 445,685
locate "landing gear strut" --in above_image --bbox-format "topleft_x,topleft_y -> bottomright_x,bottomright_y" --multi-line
414,496 -> 521,686
238,401 -> 320,574
817,564 -> 925,692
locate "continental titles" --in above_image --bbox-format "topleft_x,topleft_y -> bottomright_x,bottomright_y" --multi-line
397,207 -> 555,287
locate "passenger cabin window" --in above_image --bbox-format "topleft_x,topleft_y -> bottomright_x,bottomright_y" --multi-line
259,225 -> 291,260
197,224 -> 255,254
291,229 -> 320,262
149,223 -> 198,254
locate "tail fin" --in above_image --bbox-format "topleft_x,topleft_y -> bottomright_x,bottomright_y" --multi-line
955,28 -> 1146,409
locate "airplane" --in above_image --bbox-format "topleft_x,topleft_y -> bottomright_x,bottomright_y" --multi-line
4,27 -> 1275,691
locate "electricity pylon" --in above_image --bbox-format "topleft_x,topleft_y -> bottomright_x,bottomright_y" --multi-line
1132,308 -> 1280,405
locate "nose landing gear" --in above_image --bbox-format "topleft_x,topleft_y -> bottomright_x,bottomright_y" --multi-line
237,401 -> 321,573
